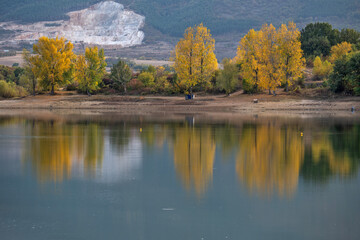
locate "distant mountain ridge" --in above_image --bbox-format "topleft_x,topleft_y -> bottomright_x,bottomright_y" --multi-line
0,0 -> 359,60
0,0 -> 359,37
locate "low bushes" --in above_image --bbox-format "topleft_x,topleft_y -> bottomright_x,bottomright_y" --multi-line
0,80 -> 28,98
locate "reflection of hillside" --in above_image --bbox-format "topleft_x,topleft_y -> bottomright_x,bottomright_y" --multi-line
24,122 -> 104,183
301,126 -> 360,182
173,126 -> 215,197
236,124 -> 304,197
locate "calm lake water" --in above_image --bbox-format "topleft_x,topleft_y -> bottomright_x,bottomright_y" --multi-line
0,114 -> 359,240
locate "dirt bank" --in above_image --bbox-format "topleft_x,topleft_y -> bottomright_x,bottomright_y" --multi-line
0,90 -> 359,117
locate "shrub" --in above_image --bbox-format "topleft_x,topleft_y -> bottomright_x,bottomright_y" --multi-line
127,79 -> 144,91
138,72 -> 155,87
328,52 -> 360,94
242,78 -> 257,94
66,82 -> 78,91
0,80 -> 27,98
313,56 -> 333,80
216,59 -> 239,95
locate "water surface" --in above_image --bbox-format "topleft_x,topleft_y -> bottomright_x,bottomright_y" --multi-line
0,114 -> 359,240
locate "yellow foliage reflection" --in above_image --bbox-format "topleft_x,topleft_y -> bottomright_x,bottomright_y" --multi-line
308,131 -> 353,176
24,121 -> 104,183
173,126 -> 215,197
236,124 -> 304,197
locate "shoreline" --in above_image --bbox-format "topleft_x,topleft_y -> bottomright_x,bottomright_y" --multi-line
0,91 -> 359,117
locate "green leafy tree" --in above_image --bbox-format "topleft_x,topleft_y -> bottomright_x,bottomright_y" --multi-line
300,23 -> 340,57
216,58 -> 239,95
339,28 -> 360,45
74,47 -> 106,95
20,49 -> 37,96
348,53 -> 360,95
329,52 -> 360,95
110,60 -> 132,93
328,55 -> 353,93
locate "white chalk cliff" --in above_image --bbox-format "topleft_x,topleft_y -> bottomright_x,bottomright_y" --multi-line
0,1 -> 145,47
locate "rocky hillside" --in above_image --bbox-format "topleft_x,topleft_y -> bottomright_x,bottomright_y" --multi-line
0,1 -> 145,47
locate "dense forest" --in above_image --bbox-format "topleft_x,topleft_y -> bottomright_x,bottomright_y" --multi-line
0,0 -> 359,37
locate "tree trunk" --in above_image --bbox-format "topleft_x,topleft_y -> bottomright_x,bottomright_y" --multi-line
32,81 -> 36,96
51,84 -> 55,95
269,89 -> 271,95
285,81 -> 289,92
87,88 -> 91,96
123,83 -> 127,94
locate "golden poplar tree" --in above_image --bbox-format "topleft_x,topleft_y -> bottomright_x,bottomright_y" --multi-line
74,47 -> 107,95
278,22 -> 305,92
235,29 -> 263,92
195,24 -> 218,88
173,24 -> 218,94
260,24 -> 284,94
30,36 -> 74,95
235,23 -> 305,93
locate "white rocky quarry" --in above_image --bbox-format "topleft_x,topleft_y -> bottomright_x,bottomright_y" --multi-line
0,1 -> 145,47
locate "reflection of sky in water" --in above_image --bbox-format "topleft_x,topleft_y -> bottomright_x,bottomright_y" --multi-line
98,136 -> 142,183
69,136 -> 143,183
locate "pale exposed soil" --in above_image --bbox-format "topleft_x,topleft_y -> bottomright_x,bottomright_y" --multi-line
0,90 -> 359,118
0,54 -> 23,67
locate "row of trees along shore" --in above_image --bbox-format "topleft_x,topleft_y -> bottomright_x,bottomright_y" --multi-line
1,22 -> 360,98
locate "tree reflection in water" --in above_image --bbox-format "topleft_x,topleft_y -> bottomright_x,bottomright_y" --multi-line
236,123 -> 304,198
10,116 -> 360,198
23,121 -> 104,183
173,125 -> 215,197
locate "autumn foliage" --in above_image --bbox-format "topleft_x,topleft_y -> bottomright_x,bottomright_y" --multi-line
173,24 -> 218,94
234,22 -> 305,93
30,36 -> 74,95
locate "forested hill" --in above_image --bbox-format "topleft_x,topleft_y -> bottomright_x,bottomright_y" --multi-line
1,0 -> 359,37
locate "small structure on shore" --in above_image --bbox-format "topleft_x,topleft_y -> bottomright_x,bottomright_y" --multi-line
185,94 -> 195,100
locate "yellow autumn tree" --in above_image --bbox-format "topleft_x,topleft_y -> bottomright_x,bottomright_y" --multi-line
30,36 -> 74,95
235,29 -> 263,92
74,47 -> 107,95
173,24 -> 218,94
235,22 -> 305,93
329,41 -> 353,63
195,24 -> 218,88
278,22 -> 305,92
313,56 -> 332,79
259,24 -> 284,94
